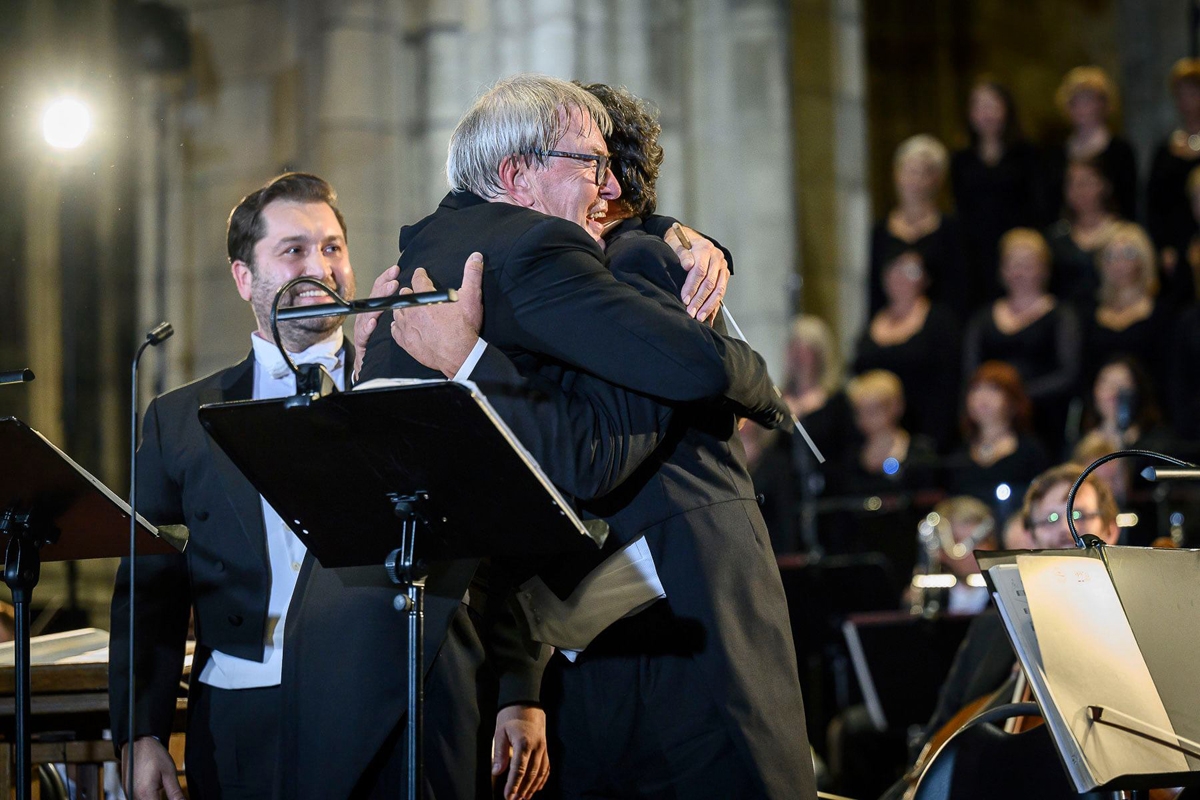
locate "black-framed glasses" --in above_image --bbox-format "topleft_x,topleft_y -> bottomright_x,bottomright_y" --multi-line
531,149 -> 611,185
1032,509 -> 1100,529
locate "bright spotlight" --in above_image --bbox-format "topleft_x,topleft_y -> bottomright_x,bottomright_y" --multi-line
994,483 -> 1012,502
42,98 -> 91,150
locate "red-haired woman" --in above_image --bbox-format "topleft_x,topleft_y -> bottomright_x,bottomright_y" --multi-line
946,361 -> 1050,517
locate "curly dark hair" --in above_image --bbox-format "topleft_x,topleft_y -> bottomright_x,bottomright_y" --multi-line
579,83 -> 663,218
226,172 -> 347,270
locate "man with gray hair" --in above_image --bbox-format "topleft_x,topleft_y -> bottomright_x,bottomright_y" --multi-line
281,74 -> 803,799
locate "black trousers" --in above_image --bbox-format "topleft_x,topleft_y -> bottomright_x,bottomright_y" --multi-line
184,683 -> 280,800
351,603 -> 498,800
541,605 -> 760,800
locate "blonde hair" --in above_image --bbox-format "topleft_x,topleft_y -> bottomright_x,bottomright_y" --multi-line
999,227 -> 1051,270
1098,221 -> 1158,303
788,315 -> 843,395
1186,164 -> 1200,199
1171,57 -> 1200,92
893,134 -> 949,180
934,495 -> 994,529
847,369 -> 905,411
1056,66 -> 1119,118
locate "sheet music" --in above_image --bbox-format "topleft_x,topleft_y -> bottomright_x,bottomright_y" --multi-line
1018,555 -> 1190,788
988,563 -> 1090,790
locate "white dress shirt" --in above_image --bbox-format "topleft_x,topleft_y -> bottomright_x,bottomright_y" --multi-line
198,330 -> 345,689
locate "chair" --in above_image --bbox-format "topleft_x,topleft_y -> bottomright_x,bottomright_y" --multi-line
912,702 -> 1119,800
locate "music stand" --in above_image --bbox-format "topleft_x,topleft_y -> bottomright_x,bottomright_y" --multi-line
198,380 -> 602,800
978,547 -> 1200,792
0,417 -> 184,800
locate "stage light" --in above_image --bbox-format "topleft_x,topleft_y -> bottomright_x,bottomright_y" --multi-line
42,97 -> 91,150
995,483 -> 1012,502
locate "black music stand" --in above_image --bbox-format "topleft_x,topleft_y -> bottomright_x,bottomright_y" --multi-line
0,417 -> 185,800
198,380 -> 602,800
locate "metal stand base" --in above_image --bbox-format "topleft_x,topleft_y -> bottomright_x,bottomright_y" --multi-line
1,507 -> 55,800
385,494 -> 428,800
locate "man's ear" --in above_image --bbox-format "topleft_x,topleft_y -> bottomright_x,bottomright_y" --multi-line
231,260 -> 254,302
498,155 -> 536,207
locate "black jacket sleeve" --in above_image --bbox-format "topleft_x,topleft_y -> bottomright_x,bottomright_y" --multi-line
494,219 -> 788,429
468,345 -> 670,501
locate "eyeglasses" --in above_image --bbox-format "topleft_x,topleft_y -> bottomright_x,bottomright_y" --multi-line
531,149 -> 611,185
1031,510 -> 1100,529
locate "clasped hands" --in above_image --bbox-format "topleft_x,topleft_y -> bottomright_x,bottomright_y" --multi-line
352,225 -> 730,381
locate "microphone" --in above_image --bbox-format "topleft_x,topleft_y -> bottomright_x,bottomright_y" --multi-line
273,290 -> 458,321
1141,467 -> 1200,481
127,321 -> 173,800
145,322 -> 174,346
0,369 -> 34,386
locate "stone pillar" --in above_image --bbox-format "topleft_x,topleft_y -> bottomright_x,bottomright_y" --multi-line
24,163 -> 64,447
832,0 -> 870,351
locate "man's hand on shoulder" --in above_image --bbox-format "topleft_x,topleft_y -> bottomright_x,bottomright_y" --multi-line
121,736 -> 185,800
663,224 -> 729,324
352,264 -> 400,383
390,252 -> 485,378
492,703 -> 550,800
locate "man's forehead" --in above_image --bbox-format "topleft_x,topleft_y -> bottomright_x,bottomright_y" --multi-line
260,200 -> 344,240
1036,481 -> 1095,510
556,106 -> 607,155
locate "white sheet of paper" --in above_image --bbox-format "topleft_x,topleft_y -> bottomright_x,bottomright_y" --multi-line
1019,555 -> 1190,786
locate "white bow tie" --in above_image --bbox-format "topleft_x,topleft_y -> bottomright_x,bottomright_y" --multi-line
253,335 -> 343,380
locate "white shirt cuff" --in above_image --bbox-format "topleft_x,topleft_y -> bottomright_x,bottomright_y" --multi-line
452,338 -> 488,382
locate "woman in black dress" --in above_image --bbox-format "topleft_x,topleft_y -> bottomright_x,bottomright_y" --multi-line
1045,66 -> 1138,223
946,361 -> 1050,523
854,250 -> 961,452
868,134 -> 968,319
1147,58 -> 1200,304
951,79 -> 1046,305
964,229 -> 1081,455
746,314 -> 854,551
835,369 -> 938,498
1081,222 -> 1173,393
1046,158 -> 1120,313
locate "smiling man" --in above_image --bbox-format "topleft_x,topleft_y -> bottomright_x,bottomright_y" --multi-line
108,173 -> 358,800
279,75 -> 809,800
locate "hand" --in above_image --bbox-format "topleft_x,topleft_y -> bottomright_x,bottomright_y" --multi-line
390,253 -> 485,378
352,265 -> 400,382
663,224 -> 729,324
121,736 -> 185,800
491,704 -> 550,800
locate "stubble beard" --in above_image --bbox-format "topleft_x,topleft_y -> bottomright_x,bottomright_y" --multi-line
251,275 -> 345,352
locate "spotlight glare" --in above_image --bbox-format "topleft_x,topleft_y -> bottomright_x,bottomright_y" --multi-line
995,483 -> 1012,502
42,98 -> 91,150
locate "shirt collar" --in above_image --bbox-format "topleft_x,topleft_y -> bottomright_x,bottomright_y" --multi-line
250,329 -> 344,380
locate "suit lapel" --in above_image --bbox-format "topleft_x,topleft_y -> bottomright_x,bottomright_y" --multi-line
341,336 -> 355,388
201,351 -> 269,569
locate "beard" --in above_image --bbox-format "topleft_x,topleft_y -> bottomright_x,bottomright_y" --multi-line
250,274 -> 348,351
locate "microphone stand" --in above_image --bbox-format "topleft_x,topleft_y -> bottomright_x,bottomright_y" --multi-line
127,322 -> 173,800
267,278 -> 457,405
1066,449 -> 1198,548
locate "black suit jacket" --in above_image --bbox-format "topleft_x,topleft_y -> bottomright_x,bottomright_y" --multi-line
362,192 -> 789,428
472,219 -> 816,798
299,200 -> 807,796
279,206 -> 709,798
108,349 -> 295,746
